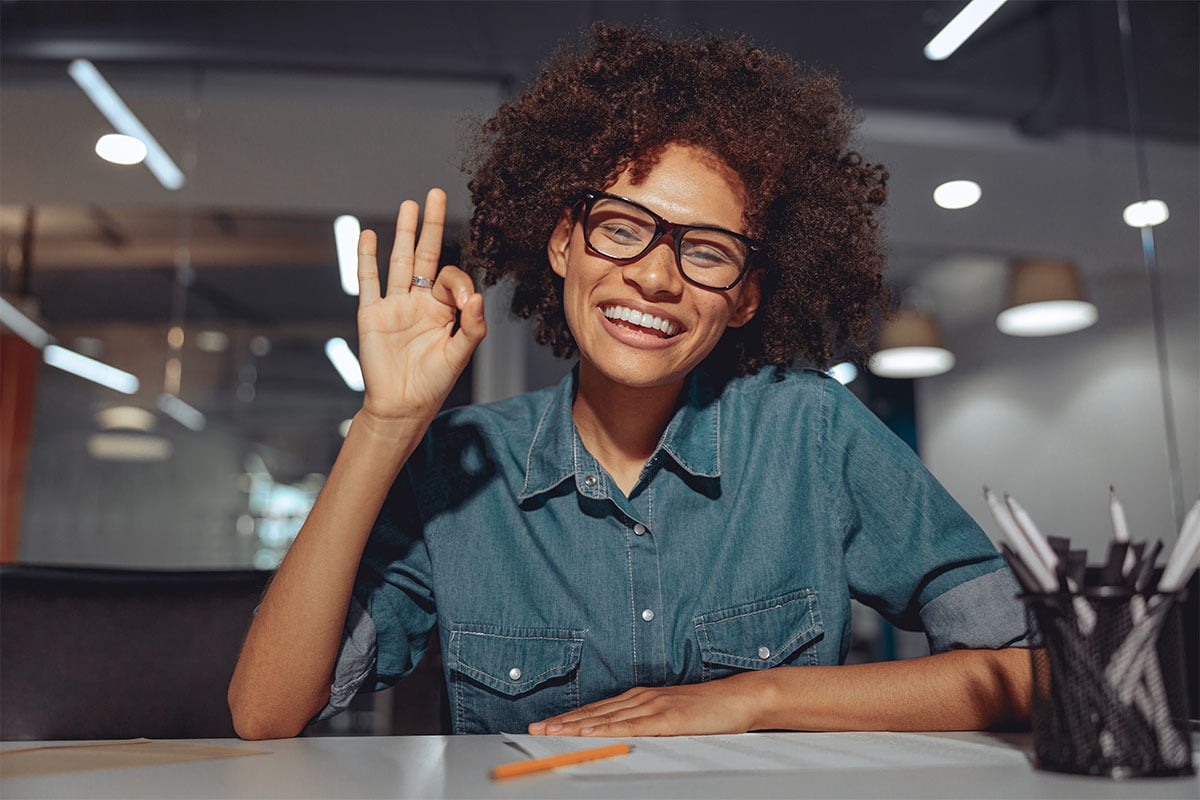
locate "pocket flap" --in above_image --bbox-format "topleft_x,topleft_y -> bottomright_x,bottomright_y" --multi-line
448,624 -> 585,695
693,589 -> 822,670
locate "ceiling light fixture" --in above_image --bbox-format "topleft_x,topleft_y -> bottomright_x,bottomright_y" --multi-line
868,310 -> 956,378
827,362 -> 859,385
157,393 -> 207,431
94,133 -> 147,165
325,337 -> 365,391
95,405 -> 157,432
933,180 -> 982,210
996,258 -> 1098,337
924,0 -> 1009,61
1122,199 -> 1170,228
87,433 -> 172,462
0,296 -> 53,349
43,344 -> 139,394
67,59 -> 185,190
335,215 -> 361,296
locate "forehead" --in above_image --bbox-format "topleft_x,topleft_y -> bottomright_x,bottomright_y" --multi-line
604,144 -> 747,230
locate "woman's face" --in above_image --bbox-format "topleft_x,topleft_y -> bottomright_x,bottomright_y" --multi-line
547,143 -> 760,393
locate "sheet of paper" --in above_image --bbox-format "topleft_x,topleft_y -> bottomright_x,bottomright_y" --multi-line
0,738 -> 268,779
502,731 -> 1027,778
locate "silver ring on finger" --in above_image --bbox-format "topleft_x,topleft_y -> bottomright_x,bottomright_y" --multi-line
410,275 -> 435,289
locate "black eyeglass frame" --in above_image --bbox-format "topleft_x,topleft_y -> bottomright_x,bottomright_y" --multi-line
576,190 -> 763,291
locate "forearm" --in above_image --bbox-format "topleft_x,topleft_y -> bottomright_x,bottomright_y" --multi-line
747,647 -> 1032,732
227,410 -> 426,739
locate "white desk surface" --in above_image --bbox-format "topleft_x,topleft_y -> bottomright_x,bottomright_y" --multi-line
2,731 -> 1197,800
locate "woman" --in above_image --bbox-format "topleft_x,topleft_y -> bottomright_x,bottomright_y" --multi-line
228,24 -> 1031,740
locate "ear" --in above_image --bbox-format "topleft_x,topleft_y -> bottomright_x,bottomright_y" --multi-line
726,270 -> 761,328
547,211 -> 573,280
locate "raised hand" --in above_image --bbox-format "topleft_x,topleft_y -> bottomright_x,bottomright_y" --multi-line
356,188 -> 486,426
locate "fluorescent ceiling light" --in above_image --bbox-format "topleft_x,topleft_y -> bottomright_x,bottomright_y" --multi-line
0,296 -> 53,349
325,337 -> 365,391
335,215 -> 361,295
44,344 -> 138,394
924,0 -> 1008,61
933,180 -> 982,210
868,347 -> 956,379
88,433 -> 172,462
67,59 -> 185,190
157,392 -> 207,431
94,133 -> 147,165
96,405 -> 157,432
827,362 -> 859,385
997,300 -> 1098,337
1122,199 -> 1170,228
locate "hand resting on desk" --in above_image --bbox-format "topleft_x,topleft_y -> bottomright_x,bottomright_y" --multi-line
528,648 -> 1032,737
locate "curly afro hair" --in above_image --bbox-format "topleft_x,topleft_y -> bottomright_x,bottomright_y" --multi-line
464,22 -> 889,377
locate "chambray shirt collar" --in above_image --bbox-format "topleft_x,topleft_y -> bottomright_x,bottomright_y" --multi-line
518,366 -> 721,502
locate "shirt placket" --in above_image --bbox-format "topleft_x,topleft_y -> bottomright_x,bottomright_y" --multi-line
572,438 -> 668,688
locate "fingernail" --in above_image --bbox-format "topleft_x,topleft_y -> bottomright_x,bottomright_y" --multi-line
580,727 -> 594,735
546,723 -> 562,733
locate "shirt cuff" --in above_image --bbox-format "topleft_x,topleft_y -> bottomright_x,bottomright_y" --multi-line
311,597 -> 379,722
920,567 -> 1031,653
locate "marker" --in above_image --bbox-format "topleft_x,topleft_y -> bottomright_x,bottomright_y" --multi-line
490,743 -> 632,780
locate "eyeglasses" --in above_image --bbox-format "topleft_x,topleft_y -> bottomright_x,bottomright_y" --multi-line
577,190 -> 762,290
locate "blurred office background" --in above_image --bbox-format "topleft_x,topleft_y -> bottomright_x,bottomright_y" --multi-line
1,0 -> 1197,735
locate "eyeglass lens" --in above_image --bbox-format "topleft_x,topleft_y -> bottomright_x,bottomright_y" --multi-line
584,197 -> 749,289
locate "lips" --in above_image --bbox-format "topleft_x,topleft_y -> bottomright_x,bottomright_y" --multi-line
600,304 -> 680,338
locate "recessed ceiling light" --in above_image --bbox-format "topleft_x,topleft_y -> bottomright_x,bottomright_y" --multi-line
94,133 -> 147,165
933,180 -> 982,210
338,418 -> 353,438
1122,199 -> 1169,228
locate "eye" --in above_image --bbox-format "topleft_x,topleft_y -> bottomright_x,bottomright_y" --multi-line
597,220 -> 645,244
681,234 -> 742,268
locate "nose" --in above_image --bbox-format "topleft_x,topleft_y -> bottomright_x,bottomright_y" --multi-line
621,238 -> 683,298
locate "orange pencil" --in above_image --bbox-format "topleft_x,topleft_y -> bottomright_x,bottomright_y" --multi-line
490,742 -> 632,779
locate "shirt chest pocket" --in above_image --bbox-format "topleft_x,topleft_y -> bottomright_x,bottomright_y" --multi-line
693,588 -> 824,681
446,624 -> 585,735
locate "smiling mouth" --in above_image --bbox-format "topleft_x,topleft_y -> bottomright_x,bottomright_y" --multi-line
601,304 -> 679,338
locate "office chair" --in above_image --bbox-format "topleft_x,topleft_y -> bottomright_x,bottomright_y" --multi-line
0,564 -> 270,740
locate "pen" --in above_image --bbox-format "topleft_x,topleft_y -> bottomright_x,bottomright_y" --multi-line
490,742 -> 632,780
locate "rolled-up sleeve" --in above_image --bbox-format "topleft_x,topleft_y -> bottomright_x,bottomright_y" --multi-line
920,567 -> 1030,653
311,598 -> 379,722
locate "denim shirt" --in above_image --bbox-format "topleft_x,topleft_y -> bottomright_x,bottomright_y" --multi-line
324,366 -> 1026,734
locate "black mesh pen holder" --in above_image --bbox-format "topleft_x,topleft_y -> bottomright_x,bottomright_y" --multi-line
1022,589 -> 1193,778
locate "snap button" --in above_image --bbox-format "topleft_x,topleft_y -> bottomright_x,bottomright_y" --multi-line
757,646 -> 771,660
633,523 -> 646,536
583,475 -> 597,488
641,608 -> 655,622
508,667 -> 522,681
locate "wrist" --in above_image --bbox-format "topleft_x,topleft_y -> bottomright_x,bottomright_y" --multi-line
729,668 -> 786,732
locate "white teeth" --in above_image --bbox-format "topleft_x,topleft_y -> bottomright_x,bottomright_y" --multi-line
602,305 -> 677,337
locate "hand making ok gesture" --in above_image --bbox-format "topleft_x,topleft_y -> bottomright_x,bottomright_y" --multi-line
355,188 -> 487,426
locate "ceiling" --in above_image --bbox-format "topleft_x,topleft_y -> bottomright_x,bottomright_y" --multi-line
1,0 -> 1197,480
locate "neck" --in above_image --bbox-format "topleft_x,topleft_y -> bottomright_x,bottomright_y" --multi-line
572,365 -> 684,493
